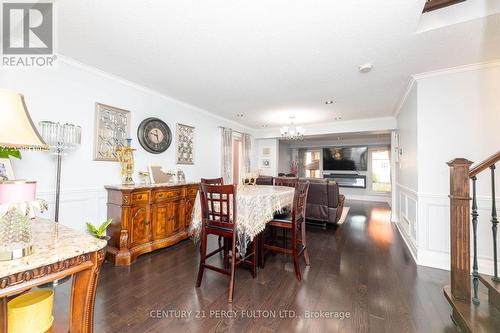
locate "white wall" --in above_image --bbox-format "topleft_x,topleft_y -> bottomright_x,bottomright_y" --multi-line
254,138 -> 279,176
395,63 -> 500,272
278,141 -> 291,175
396,84 -> 418,192
0,58 -> 251,231
394,83 -> 419,256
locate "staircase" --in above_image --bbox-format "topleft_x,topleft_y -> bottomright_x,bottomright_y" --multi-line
446,152 -> 500,332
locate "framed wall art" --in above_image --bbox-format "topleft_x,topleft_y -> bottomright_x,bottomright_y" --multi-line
93,103 -> 131,161
176,123 -> 195,164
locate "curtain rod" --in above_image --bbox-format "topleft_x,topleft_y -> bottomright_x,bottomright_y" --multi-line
217,126 -> 246,135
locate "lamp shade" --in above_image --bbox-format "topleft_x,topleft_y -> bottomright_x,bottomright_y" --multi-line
0,89 -> 48,150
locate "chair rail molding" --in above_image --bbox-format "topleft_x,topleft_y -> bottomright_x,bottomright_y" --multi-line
35,187 -> 108,232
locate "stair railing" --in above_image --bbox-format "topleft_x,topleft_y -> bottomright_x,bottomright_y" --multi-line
448,151 -> 500,304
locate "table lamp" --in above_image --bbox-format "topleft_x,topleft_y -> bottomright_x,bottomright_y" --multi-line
0,89 -> 48,260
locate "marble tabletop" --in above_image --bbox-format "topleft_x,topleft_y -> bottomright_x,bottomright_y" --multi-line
105,181 -> 199,191
0,218 -> 107,278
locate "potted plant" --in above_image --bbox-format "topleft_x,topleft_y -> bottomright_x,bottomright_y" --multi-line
86,218 -> 112,241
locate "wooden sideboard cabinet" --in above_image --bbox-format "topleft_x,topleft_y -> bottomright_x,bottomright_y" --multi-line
104,183 -> 199,266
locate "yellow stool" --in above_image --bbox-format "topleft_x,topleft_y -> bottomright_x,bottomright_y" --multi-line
8,289 -> 54,333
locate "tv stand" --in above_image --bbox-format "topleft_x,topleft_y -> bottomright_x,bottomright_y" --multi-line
323,173 -> 366,189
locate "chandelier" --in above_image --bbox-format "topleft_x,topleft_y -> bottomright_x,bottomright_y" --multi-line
280,116 -> 305,140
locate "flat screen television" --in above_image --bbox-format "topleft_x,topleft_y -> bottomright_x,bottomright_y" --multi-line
323,147 -> 368,171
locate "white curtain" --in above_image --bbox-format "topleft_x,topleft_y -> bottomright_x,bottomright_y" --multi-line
221,127 -> 233,184
242,133 -> 252,173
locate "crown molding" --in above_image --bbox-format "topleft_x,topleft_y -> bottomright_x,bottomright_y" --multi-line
393,59 -> 500,117
393,77 -> 416,118
413,59 -> 500,80
56,54 -> 254,133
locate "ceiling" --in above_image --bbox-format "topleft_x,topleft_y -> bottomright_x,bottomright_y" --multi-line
57,1 -> 500,129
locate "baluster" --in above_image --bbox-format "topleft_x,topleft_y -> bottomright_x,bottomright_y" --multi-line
471,176 -> 480,305
491,165 -> 499,282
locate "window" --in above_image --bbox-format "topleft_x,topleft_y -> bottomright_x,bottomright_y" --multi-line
305,151 -> 321,178
371,150 -> 391,192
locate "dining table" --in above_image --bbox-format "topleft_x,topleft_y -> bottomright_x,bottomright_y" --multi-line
189,184 -> 295,255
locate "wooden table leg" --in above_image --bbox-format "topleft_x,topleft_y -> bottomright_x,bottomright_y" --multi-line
69,249 -> 105,333
0,297 -> 7,333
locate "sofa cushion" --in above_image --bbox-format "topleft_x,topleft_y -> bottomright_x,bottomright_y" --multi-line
256,176 -> 274,185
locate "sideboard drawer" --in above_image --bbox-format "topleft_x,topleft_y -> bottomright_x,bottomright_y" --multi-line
154,189 -> 182,202
186,187 -> 198,197
131,191 -> 149,204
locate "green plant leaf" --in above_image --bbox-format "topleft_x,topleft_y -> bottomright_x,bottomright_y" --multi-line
86,222 -> 99,236
0,149 -> 21,159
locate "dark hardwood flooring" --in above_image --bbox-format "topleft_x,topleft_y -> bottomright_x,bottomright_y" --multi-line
51,200 -> 458,333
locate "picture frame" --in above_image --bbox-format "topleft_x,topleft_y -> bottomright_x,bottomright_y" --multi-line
93,103 -> 131,161
261,147 -> 271,157
148,165 -> 174,184
0,158 -> 15,180
176,123 -> 195,165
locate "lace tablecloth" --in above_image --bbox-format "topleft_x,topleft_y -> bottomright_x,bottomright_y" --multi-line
189,185 -> 295,253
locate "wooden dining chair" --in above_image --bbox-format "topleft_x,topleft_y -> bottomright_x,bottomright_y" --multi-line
201,177 -> 224,185
261,181 -> 310,281
273,176 -> 299,188
196,183 -> 257,302
272,176 -> 298,246
200,177 -> 224,247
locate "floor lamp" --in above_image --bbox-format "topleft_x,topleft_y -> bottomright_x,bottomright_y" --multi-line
38,122 -> 81,286
38,121 -> 81,222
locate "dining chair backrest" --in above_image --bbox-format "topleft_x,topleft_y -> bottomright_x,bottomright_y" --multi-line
274,177 -> 299,188
292,181 -> 310,228
201,177 -> 224,185
199,183 -> 237,230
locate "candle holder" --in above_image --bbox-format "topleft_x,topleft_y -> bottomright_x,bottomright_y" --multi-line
116,138 -> 135,185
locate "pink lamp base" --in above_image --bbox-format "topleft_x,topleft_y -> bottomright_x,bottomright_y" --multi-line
0,181 -> 36,204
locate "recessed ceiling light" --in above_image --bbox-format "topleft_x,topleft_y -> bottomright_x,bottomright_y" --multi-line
236,113 -> 244,118
359,63 -> 373,73
325,100 -> 334,105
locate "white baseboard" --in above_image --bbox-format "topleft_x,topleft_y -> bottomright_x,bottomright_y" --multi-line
417,248 -> 497,275
344,194 -> 391,204
395,222 -> 417,263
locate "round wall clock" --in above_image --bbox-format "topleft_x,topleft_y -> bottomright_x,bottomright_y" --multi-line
137,117 -> 172,154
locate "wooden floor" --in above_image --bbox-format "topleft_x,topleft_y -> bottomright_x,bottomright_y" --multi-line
52,200 -> 458,333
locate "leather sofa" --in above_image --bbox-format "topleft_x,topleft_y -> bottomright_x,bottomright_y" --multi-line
299,178 -> 345,225
255,176 -> 345,225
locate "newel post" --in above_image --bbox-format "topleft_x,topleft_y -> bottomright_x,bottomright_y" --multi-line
447,158 -> 473,301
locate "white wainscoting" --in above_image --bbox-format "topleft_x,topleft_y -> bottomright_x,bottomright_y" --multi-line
36,188 -> 108,232
395,183 -> 418,261
416,192 -> 500,275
